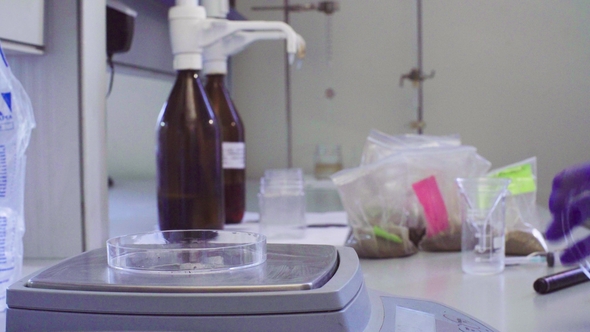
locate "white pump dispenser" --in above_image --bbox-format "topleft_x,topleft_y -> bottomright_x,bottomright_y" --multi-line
169,0 -> 302,71
201,0 -> 229,19
203,31 -> 306,75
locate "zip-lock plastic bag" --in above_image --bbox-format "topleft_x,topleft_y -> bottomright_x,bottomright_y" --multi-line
488,157 -> 548,256
332,144 -> 490,258
360,129 -> 461,165
355,130 -> 491,254
406,146 -> 491,251
332,156 -> 420,258
0,44 -> 35,309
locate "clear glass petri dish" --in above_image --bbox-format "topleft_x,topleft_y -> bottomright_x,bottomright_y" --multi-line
107,230 -> 267,274
561,191 -> 590,278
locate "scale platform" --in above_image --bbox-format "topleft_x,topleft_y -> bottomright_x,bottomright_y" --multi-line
6,231 -> 498,331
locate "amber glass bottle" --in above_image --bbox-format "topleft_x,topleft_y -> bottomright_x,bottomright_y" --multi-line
205,74 -> 245,224
156,70 -> 225,230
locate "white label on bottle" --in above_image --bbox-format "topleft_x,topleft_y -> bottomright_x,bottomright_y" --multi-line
222,142 -> 245,169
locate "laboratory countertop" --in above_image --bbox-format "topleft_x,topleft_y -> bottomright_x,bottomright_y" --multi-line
360,252 -> 589,332
11,178 -> 589,331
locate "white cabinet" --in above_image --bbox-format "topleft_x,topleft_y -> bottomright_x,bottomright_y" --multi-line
0,0 -> 44,54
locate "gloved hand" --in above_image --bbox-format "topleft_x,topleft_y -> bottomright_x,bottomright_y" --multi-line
545,162 -> 590,264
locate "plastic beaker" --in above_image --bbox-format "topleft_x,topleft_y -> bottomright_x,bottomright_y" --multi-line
456,177 -> 510,275
258,168 -> 306,239
258,192 -> 306,239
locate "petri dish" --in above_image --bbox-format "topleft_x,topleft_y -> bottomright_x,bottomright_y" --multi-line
561,191 -> 590,279
107,230 -> 266,274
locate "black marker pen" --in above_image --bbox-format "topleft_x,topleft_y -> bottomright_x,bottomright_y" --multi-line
534,267 -> 590,294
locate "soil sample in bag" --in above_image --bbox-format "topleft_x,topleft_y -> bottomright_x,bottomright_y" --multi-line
419,219 -> 462,252
505,229 -> 546,256
419,230 -> 462,252
347,225 -> 418,258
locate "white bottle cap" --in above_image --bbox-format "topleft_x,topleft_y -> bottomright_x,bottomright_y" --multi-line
169,0 -> 206,70
203,59 -> 228,75
174,54 -> 203,70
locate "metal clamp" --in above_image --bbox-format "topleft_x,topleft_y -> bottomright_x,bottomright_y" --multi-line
399,68 -> 435,88
252,1 -> 339,15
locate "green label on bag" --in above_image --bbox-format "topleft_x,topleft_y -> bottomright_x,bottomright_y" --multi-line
490,163 -> 536,195
373,226 -> 403,243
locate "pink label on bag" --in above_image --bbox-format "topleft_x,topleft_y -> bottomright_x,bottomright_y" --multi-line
412,175 -> 449,237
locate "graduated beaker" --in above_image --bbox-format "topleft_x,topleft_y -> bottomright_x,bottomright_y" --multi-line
456,178 -> 510,275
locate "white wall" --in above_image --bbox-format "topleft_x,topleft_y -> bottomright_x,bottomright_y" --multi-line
105,0 -> 175,182
232,0 -> 590,208
233,0 -> 417,172
107,73 -> 173,180
109,0 -> 173,72
421,1 -> 590,208
106,0 -> 590,210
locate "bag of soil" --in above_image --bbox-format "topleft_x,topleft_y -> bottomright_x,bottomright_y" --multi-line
404,146 -> 491,252
488,157 -> 548,256
333,135 -> 491,257
331,156 -> 420,258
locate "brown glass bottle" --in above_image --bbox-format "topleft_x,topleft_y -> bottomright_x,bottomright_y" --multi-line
205,74 -> 245,224
156,70 -> 225,230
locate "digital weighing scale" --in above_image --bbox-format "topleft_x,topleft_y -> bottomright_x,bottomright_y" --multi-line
5,230 -> 498,331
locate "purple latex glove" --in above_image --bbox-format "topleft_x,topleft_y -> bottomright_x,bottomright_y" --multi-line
545,162 -> 590,264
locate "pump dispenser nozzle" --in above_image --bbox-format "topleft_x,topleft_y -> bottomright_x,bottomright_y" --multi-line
169,0 -> 303,70
203,31 -> 305,75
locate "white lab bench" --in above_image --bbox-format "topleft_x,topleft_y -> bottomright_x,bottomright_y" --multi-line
13,178 -> 590,332
362,252 -> 589,331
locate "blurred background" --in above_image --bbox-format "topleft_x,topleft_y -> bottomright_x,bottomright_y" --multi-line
106,0 -> 590,208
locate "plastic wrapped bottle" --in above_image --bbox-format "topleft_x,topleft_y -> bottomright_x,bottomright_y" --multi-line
0,44 -> 35,310
156,70 -> 224,230
205,74 -> 245,224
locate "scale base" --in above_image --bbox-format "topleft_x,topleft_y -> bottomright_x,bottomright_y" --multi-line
6,245 -> 498,331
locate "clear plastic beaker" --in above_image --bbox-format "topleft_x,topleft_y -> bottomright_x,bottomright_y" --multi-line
456,177 -> 510,275
258,192 -> 306,239
258,168 -> 306,239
